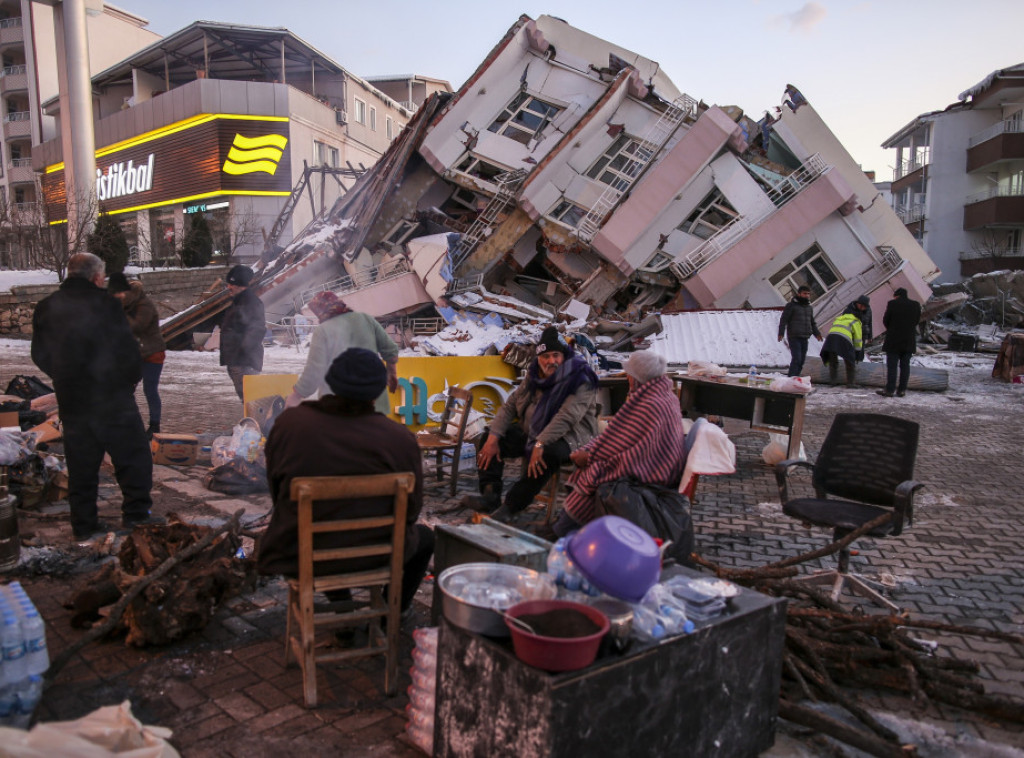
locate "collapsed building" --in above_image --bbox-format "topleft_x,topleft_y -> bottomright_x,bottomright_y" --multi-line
164,14 -> 939,352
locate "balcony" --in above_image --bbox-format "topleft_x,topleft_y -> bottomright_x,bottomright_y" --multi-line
895,203 -> 926,224
963,187 -> 1024,230
959,245 -> 1024,276
7,157 -> 33,184
2,111 -> 29,139
0,65 -> 27,95
0,17 -> 22,46
967,119 -> 1024,172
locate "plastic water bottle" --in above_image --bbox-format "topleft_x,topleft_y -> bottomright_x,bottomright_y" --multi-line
0,683 -> 16,726
0,612 -> 26,684
11,674 -> 41,728
748,365 -> 758,385
19,609 -> 48,676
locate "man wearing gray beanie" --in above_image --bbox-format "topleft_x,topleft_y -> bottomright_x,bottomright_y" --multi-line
258,348 -> 433,615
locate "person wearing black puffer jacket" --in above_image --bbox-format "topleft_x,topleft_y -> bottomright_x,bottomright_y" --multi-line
778,286 -> 822,377
220,264 -> 265,400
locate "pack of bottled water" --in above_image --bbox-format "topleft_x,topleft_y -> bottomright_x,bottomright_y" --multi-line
0,581 -> 48,729
405,626 -> 437,754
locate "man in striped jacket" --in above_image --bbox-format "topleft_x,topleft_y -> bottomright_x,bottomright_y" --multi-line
552,351 -> 686,537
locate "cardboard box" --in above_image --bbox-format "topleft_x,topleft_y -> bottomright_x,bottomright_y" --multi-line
151,434 -> 199,466
0,411 -> 18,429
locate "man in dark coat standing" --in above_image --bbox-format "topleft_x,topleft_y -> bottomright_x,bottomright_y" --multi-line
31,253 -> 156,541
778,285 -> 822,377
878,288 -> 922,398
220,264 -> 265,400
258,348 -> 433,613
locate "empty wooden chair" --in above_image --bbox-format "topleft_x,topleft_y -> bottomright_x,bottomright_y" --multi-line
284,472 -> 414,707
416,386 -> 474,496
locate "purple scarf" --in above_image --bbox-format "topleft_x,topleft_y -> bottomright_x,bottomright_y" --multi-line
527,354 -> 596,450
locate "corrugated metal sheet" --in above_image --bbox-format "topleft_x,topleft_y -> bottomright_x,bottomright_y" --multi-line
647,310 -> 794,368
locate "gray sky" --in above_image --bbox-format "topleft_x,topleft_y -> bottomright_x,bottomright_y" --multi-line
114,0 -> 1024,178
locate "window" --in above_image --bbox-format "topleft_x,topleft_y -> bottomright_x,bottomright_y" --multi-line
678,190 -> 740,240
455,154 -> 509,183
547,199 -> 588,229
313,140 -> 339,167
369,107 -> 377,131
769,244 -> 842,302
386,116 -> 393,140
354,98 -> 366,125
488,92 -> 562,145
586,135 -> 653,191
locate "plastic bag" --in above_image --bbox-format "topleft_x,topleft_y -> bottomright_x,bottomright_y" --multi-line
768,376 -> 812,394
4,376 -> 54,401
593,478 -> 695,567
686,360 -> 727,377
206,457 -> 268,495
631,582 -> 695,642
0,430 -> 36,466
210,419 -> 263,468
762,433 -> 806,465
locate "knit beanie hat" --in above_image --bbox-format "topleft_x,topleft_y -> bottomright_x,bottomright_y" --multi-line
226,265 -> 254,286
107,272 -> 131,294
325,348 -> 387,401
624,350 -> 667,384
535,326 -> 569,357
855,295 -> 870,307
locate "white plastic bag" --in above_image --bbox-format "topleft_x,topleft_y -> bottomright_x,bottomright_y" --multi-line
768,376 -> 812,394
686,360 -> 727,377
762,432 -> 806,464
209,418 -> 263,467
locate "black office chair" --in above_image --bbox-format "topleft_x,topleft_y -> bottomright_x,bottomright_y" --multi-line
775,413 -> 923,612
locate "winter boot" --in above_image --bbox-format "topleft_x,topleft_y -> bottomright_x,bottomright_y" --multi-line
845,364 -> 857,387
827,360 -> 838,385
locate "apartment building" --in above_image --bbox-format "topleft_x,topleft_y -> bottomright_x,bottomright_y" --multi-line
0,0 -> 158,266
883,63 -> 1024,281
33,21 -> 412,267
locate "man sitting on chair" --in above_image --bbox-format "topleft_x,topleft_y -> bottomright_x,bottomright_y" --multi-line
467,326 -> 599,524
553,351 -> 687,537
258,348 -> 434,614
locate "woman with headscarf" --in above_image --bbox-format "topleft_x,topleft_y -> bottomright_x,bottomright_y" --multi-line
470,326 -> 599,524
285,291 -> 400,414
108,272 -> 166,436
552,350 -> 686,536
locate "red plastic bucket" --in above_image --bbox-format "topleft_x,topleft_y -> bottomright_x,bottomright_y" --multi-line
504,600 -> 609,672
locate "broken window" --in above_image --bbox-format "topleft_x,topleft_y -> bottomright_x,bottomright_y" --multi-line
548,199 -> 588,229
454,154 -> 510,183
638,250 -> 674,273
487,92 -> 562,145
678,190 -> 740,240
586,135 -> 653,191
769,244 -> 842,302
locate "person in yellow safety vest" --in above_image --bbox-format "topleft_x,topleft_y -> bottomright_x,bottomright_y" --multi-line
819,311 -> 863,386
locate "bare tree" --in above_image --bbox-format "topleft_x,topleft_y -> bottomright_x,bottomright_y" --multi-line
25,186 -> 98,281
968,230 -> 1015,260
207,204 -> 264,266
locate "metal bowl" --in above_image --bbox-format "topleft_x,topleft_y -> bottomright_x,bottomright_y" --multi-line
438,563 -> 557,637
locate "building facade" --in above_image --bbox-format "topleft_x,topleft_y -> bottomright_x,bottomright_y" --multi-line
883,63 -> 1024,281
33,22 -> 412,269
0,0 -> 158,267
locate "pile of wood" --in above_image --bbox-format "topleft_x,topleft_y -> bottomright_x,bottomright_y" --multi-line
62,511 -> 253,648
695,519 -> 1024,757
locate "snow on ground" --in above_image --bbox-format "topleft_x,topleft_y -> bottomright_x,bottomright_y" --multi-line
0,266 -> 196,292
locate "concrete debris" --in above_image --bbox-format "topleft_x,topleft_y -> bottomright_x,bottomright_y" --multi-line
163,14 -> 943,367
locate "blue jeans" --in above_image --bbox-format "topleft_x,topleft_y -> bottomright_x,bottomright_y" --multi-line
141,361 -> 163,425
787,337 -> 809,377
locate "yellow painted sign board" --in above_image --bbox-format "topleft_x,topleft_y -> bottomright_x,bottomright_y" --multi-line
242,373 -> 298,415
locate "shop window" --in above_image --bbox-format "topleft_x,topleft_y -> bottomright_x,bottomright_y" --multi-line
454,154 -> 508,183
354,98 -> 366,125
149,208 -> 177,266
487,92 -> 562,146
678,190 -> 739,240
769,244 -> 842,302
586,135 -> 653,192
547,199 -> 588,229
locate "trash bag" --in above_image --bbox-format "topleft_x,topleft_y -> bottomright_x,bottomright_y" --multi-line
4,375 -> 54,400
207,457 -> 268,495
593,478 -> 695,566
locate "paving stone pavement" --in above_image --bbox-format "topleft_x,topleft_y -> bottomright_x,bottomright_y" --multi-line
2,343 -> 1023,755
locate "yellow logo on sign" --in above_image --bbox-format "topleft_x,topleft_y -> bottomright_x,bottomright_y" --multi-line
222,133 -> 288,175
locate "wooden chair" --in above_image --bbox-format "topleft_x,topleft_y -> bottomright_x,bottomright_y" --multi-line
415,386 -> 474,496
284,472 -> 415,707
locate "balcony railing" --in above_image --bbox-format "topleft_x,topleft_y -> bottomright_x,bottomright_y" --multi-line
969,118 -> 1024,147
0,18 -> 23,29
3,111 -> 29,122
894,148 -> 930,180
670,154 -> 829,280
895,203 -> 926,223
294,258 -> 414,310
960,245 -> 1023,261
965,185 -> 1024,205
1,64 -> 25,77
10,158 -> 29,168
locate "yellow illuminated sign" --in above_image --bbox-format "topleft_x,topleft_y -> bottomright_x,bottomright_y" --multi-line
223,133 -> 289,175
